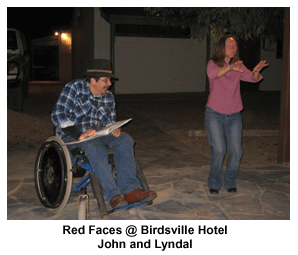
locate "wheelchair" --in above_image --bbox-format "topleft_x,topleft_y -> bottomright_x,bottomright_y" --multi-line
34,136 -> 152,219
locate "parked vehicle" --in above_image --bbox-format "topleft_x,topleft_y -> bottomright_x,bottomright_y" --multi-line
7,28 -> 31,112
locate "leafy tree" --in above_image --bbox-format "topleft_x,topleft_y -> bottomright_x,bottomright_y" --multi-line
145,7 -> 284,42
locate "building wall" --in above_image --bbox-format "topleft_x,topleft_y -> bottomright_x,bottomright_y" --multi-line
114,36 -> 206,94
260,41 -> 283,91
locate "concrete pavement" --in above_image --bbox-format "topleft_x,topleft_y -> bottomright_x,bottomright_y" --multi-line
7,140 -> 290,220
7,84 -> 290,220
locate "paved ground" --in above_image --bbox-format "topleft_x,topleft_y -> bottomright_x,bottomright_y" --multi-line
7,82 -> 290,220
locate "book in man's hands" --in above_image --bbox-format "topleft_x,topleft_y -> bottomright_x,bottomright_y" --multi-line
66,118 -> 132,145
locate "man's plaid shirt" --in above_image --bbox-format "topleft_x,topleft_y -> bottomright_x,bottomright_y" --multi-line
51,79 -> 116,138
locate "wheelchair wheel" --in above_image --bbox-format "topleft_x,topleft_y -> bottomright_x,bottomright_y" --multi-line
34,136 -> 73,212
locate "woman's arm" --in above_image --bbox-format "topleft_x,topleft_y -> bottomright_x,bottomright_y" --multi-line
252,60 -> 269,79
217,61 -> 244,78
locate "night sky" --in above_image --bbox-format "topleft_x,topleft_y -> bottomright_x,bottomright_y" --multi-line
7,7 -> 74,40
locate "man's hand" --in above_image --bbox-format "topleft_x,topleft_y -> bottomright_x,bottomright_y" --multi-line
79,129 -> 96,141
110,128 -> 121,137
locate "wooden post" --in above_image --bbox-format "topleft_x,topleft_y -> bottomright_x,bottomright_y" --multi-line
277,7 -> 290,165
110,17 -> 115,94
205,33 -> 210,97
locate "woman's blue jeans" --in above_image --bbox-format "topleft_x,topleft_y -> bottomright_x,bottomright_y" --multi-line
63,132 -> 141,202
205,107 -> 243,190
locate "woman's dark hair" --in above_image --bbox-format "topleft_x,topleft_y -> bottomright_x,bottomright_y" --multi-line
211,34 -> 240,67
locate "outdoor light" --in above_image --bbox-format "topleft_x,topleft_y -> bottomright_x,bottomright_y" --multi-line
60,32 -> 72,46
55,32 -> 59,36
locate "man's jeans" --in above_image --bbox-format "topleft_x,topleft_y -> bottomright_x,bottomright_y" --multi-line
63,132 -> 141,202
205,107 -> 243,190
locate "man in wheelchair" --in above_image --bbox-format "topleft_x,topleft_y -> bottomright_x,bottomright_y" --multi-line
51,59 -> 157,209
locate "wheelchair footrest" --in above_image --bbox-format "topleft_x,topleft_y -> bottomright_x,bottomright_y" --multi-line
108,201 -> 147,214
72,188 -> 92,193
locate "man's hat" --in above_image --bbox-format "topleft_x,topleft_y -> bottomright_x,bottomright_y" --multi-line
83,59 -> 118,80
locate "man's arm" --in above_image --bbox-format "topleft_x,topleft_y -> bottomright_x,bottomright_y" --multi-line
61,125 -> 82,140
52,81 -> 82,139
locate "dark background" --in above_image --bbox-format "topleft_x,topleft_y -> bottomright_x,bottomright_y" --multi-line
7,7 -> 73,40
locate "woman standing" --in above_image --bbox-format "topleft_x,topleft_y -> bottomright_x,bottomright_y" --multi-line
205,35 -> 268,194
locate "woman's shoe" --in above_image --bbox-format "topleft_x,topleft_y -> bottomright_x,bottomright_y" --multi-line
227,188 -> 237,193
209,189 -> 219,194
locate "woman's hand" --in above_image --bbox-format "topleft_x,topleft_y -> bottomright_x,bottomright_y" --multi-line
230,61 -> 244,72
253,60 -> 268,79
79,129 -> 96,141
217,61 -> 243,77
110,128 -> 121,137
253,60 -> 269,73
218,61 -> 243,77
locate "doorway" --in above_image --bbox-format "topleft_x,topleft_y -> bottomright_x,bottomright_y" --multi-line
238,38 -> 261,91
32,45 -> 59,81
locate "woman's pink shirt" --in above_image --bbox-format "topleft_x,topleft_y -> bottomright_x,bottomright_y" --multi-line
206,60 -> 263,114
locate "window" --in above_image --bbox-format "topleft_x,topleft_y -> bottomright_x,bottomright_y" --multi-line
7,31 -> 18,50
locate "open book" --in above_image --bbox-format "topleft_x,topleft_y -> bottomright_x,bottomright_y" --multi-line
66,118 -> 132,145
